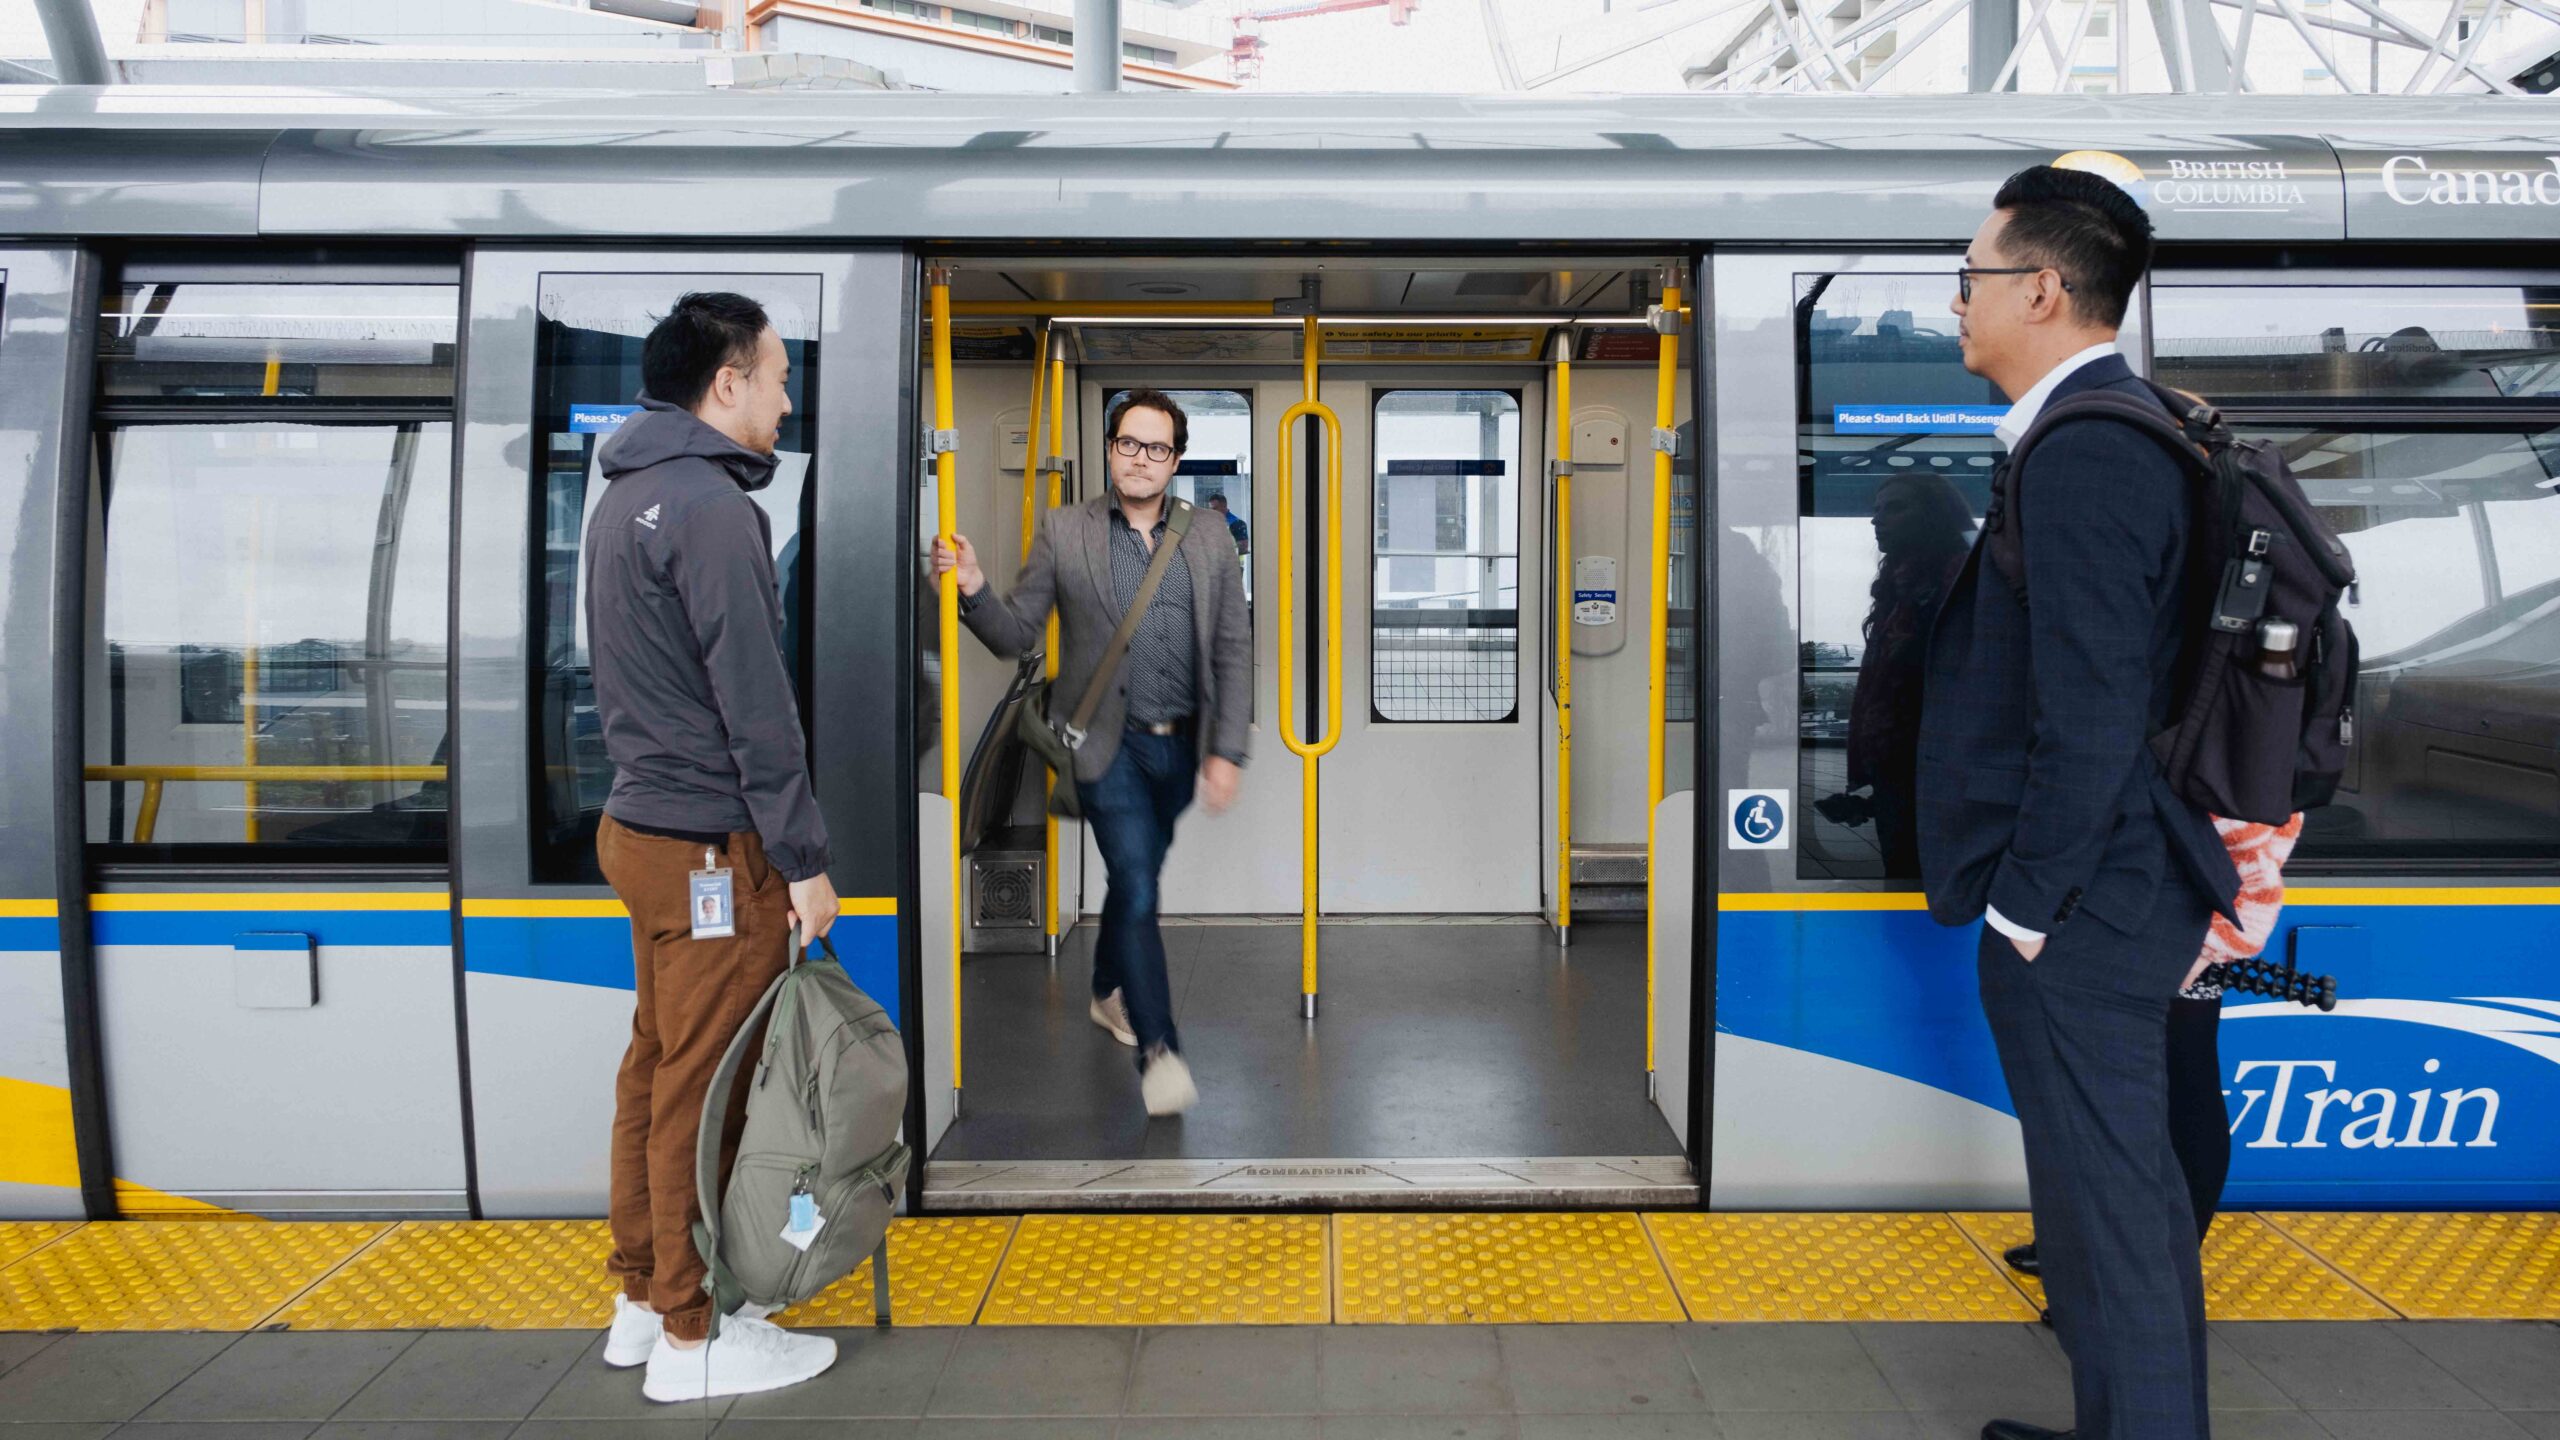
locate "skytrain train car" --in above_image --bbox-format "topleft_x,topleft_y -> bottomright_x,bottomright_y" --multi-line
0,90 -> 2553,1222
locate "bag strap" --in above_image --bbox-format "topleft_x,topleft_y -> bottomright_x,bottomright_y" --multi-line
690,925 -> 834,1339
1066,497 -> 1196,736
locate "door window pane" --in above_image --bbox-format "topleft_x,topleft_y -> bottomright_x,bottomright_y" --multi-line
2249,424 -> 2560,856
1371,390 -> 1520,723
530,275 -> 819,884
98,283 -> 458,404
88,422 -> 453,856
2154,286 -> 2560,404
1792,273 -> 1998,880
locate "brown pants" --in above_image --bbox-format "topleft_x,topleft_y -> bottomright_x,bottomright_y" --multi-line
599,814 -> 790,1342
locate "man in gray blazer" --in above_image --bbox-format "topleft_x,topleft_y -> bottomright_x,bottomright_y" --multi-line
932,389 -> 1252,1116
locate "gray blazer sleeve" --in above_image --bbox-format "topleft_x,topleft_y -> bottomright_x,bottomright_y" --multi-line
669,490 -> 831,882
1205,525 -> 1253,767
958,513 -> 1061,660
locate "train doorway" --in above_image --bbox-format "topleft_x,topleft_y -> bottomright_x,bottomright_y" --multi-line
912,256 -> 1705,1208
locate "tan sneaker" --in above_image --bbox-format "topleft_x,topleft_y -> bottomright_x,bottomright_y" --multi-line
1141,1047 -> 1197,1117
1089,989 -> 1137,1047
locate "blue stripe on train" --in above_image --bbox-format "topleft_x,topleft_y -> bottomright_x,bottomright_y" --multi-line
1719,902 -> 2560,1207
462,912 -> 901,1018
0,916 -> 60,952
90,909 -> 451,948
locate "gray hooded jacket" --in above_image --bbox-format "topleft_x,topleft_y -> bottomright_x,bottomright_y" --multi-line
584,398 -> 830,882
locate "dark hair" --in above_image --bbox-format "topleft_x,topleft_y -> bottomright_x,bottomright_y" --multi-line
1107,388 -> 1189,456
642,291 -> 772,411
1989,165 -> 2154,329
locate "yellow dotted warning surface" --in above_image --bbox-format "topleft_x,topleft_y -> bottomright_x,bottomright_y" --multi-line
1949,1212 -> 2043,1309
1653,1211 -> 2036,1323
0,1220 -> 383,1331
2269,1211 -> 2560,1319
1336,1212 -> 1682,1325
981,1214 -> 1327,1326
784,1217 -> 1016,1328
276,1220 -> 615,1331
0,1222 -> 77,1270
2201,1214 -> 2391,1320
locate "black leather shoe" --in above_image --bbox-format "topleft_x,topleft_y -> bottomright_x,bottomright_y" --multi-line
1980,1422 -> 2072,1440
2003,1241 -> 2040,1276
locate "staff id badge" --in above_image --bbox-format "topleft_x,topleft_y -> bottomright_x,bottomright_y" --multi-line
690,850 -> 736,940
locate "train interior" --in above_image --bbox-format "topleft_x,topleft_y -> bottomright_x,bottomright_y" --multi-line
915,255 -> 1703,1205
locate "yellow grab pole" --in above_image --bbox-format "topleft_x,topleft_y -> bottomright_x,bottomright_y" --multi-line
1646,284 -> 1682,1091
1042,334 -> 1068,951
1020,326 -> 1049,571
931,271 -> 964,1104
1276,315 -> 1343,1019
1550,335 -> 1574,944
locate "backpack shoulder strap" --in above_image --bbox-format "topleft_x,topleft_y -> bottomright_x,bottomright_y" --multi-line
1066,498 -> 1195,736
2007,386 -> 2210,480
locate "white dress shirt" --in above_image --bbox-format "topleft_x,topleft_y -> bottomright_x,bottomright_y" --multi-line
1984,340 -> 2123,949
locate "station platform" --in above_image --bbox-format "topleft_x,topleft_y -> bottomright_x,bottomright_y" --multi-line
1,1212 -> 2555,1434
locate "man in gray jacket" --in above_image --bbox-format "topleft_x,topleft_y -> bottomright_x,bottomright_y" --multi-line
934,389 -> 1251,1117
583,292 -> 838,1403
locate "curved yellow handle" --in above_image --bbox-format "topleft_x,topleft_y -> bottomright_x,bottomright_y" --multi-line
1274,398 -> 1344,761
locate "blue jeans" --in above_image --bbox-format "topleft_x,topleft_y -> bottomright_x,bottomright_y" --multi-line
1083,728 -> 1194,1060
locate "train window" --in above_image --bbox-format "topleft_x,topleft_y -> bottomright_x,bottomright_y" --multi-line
87,421 -> 454,858
528,274 -> 819,885
2153,285 -> 2560,405
1790,272 -> 2000,881
2241,422 -> 2560,858
1371,390 -> 1521,724
1106,388 -> 1253,605
97,283 -> 458,403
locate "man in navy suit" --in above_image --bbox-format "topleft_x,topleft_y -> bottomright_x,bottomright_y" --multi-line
1918,166 -> 2240,1440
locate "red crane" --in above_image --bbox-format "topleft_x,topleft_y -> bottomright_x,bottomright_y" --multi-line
1230,0 -> 1420,81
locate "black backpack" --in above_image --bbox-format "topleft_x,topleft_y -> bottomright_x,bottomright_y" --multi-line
1991,377 -> 2359,826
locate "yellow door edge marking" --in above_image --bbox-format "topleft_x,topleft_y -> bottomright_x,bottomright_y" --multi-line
90,893 -> 451,912
250,1220 -> 406,1331
1717,892 -> 1933,912
2253,1212 -> 2412,1320
2284,887 -> 2560,907
459,896 -> 897,920
0,899 -> 60,918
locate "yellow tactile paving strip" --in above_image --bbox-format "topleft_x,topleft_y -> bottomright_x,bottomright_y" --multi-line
3,1212 -> 2555,1330
981,1214 -> 1328,1326
1950,1211 -> 2044,1309
275,1220 -> 618,1331
1656,1211 -> 2039,1322
0,1221 -> 78,1270
2267,1211 -> 2560,1320
0,1220 -> 385,1331
1336,1212 -> 1684,1324
782,1217 -> 1017,1328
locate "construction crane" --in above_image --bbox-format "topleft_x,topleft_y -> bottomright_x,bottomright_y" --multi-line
1230,0 -> 1421,82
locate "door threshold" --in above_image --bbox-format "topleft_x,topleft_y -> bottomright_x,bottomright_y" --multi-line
922,1156 -> 1696,1210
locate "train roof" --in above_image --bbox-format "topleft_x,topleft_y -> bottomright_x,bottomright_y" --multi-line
2,88 -> 2556,245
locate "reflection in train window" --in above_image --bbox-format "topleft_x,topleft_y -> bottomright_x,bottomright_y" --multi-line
1107,388 -> 1252,605
2153,286 -> 2560,404
529,274 -> 819,884
87,422 -> 454,857
2246,424 -> 2560,858
1791,273 -> 1998,881
1371,390 -> 1520,724
97,283 -> 459,403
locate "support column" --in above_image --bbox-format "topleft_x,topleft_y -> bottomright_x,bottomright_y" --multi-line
33,0 -> 113,84
1075,0 -> 1123,92
1968,0 -> 2019,90
2148,0 -> 2235,90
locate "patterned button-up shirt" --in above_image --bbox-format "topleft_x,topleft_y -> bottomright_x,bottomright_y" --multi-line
1109,500 -> 1197,727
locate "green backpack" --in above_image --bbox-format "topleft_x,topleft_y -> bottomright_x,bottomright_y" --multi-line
692,928 -> 911,1335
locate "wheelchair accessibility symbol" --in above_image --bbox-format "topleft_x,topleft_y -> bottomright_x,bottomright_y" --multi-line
1727,789 -> 1790,850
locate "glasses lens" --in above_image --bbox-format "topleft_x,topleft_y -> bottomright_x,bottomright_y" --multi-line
1958,271 -> 1972,303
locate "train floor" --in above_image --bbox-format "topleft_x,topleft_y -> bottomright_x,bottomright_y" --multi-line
931,918 -> 1683,1163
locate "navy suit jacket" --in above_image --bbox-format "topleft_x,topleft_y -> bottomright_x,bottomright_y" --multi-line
1916,354 -> 2239,937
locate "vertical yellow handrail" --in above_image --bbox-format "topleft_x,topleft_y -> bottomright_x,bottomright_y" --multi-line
1645,283 -> 1682,1091
931,271 -> 963,1105
1276,315 -> 1342,1018
1042,333 -> 1068,951
1551,335 -> 1575,945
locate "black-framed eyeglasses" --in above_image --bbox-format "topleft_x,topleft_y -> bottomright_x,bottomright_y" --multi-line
1110,435 -> 1177,464
1956,266 -> 2074,303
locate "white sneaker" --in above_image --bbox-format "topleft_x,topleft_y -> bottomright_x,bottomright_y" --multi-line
1141,1048 -> 1197,1117
1089,989 -> 1137,1047
603,1294 -> 660,1368
640,1315 -> 837,1403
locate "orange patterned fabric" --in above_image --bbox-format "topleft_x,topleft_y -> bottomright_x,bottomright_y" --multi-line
2201,812 -> 2305,965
